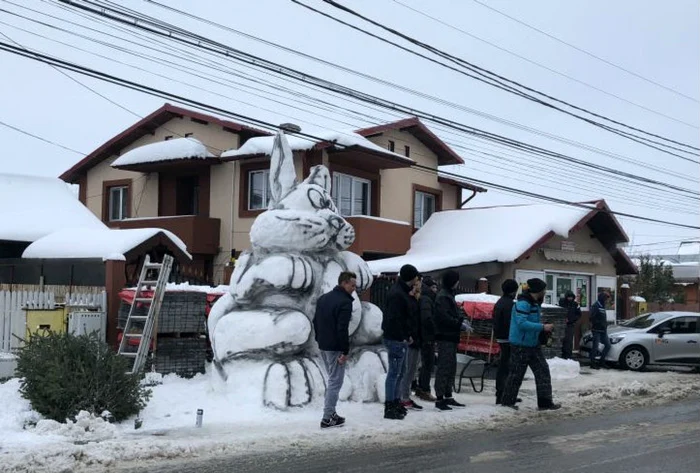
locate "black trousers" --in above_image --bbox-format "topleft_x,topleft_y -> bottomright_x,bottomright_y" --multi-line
418,342 -> 435,393
434,340 -> 457,398
562,323 -> 576,359
495,342 -> 511,403
501,345 -> 553,407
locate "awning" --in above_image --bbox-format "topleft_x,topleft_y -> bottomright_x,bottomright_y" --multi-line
542,248 -> 602,265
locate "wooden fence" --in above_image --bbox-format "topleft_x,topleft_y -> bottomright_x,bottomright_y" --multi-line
0,287 -> 106,353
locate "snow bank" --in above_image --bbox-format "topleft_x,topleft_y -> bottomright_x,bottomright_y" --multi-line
112,138 -> 215,166
222,129 -> 412,163
1,367 -> 698,472
368,203 -> 593,274
22,228 -> 191,261
0,173 -> 105,242
123,282 -> 229,294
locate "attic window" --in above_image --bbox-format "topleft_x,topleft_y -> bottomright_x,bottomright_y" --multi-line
404,145 -> 410,157
164,135 -> 173,141
191,117 -> 208,125
388,140 -> 395,152
185,133 -> 193,138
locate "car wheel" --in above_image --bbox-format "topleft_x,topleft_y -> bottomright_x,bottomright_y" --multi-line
620,346 -> 648,371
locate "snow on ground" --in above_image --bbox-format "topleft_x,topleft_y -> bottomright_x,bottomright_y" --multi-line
1,363 -> 698,473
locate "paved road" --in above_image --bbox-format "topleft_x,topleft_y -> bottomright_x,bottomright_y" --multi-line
124,399 -> 700,473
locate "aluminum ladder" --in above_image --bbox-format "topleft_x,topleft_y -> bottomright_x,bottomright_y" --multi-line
117,254 -> 174,374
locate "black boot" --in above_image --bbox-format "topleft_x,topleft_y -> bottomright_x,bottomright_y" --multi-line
384,401 -> 405,420
538,398 -> 562,411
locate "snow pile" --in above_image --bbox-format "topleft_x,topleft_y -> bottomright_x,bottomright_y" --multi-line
33,411 -> 117,443
0,173 -> 105,242
112,138 -> 215,166
367,203 -> 593,274
0,351 -> 17,360
524,357 -> 580,381
22,228 -> 190,261
222,129 -> 412,163
124,282 -> 229,294
630,296 -> 646,303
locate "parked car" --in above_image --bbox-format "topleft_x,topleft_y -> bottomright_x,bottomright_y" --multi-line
580,311 -> 700,371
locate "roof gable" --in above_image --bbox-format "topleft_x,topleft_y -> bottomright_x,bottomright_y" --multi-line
60,104 -> 269,182
355,117 -> 464,165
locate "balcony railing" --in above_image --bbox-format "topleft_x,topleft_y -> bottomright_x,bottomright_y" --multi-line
113,215 -> 220,255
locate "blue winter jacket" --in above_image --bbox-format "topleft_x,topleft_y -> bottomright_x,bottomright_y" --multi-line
508,293 -> 544,347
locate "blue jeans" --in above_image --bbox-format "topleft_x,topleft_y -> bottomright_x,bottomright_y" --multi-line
384,339 -> 407,402
590,330 -> 611,363
320,351 -> 346,420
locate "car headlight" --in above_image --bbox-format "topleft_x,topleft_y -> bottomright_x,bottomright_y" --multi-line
610,335 -> 626,344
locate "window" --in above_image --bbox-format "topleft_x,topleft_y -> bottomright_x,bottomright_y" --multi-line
184,132 -> 193,138
404,145 -> 410,157
108,186 -> 129,221
248,170 -> 271,210
656,317 -> 700,335
164,135 -> 173,141
175,176 -> 199,215
332,173 -> 371,216
388,140 -> 395,152
414,191 -> 436,228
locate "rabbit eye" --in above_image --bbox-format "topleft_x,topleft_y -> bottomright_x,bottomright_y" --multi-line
307,188 -> 335,211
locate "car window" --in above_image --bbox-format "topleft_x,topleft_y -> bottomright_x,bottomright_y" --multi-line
623,313 -> 667,329
655,317 -> 700,335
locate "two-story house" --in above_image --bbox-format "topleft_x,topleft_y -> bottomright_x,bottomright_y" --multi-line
60,104 -> 485,284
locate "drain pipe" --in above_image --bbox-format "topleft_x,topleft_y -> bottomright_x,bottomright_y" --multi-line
460,189 -> 477,208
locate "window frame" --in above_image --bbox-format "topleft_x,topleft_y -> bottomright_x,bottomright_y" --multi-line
331,171 -> 372,217
102,178 -> 132,224
238,162 -> 272,218
412,185 -> 442,230
247,169 -> 271,211
388,140 -> 395,152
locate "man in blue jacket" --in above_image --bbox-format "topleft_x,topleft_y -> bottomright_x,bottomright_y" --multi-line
314,271 -> 356,428
501,278 -> 560,411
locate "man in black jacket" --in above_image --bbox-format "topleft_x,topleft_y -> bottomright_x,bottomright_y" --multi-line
589,291 -> 611,369
314,271 -> 356,429
382,264 -> 419,420
493,279 -> 519,405
398,278 -> 424,411
559,290 -> 581,360
416,276 -> 438,402
433,270 -> 467,411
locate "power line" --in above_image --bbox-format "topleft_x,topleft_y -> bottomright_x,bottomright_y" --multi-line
302,0 -> 700,158
389,0 -> 698,129
0,119 -> 85,155
39,1 -> 700,199
1,39 -> 698,231
470,0 -> 700,104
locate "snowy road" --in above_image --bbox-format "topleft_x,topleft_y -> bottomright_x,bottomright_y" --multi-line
124,398 -> 700,473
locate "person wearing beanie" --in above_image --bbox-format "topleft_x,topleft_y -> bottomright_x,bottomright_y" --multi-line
415,276 -> 439,401
589,291 -> 611,369
381,264 -> 420,420
501,278 -> 560,411
398,279 -> 424,411
493,279 -> 520,405
433,270 -> 467,410
558,290 -> 581,360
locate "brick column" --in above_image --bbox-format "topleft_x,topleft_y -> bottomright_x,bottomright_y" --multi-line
619,283 -> 631,320
105,260 -> 127,349
477,277 -> 489,294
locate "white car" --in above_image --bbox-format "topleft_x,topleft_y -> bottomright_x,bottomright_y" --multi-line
580,311 -> 700,371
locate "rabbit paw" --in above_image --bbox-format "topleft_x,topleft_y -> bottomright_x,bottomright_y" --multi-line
340,251 -> 374,292
264,357 -> 326,409
346,348 -> 388,402
351,302 -> 384,345
232,255 -> 314,302
212,308 -> 311,362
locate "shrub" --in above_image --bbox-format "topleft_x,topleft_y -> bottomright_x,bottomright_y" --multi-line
15,332 -> 151,423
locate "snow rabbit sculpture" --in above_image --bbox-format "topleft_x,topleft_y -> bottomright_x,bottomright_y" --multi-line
208,129 -> 387,409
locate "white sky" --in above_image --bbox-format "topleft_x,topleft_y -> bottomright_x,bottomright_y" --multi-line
0,0 -> 698,253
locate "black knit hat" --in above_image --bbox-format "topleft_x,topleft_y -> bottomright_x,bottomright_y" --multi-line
423,276 -> 437,288
501,279 -> 519,295
399,264 -> 419,282
526,278 -> 547,293
441,270 -> 460,289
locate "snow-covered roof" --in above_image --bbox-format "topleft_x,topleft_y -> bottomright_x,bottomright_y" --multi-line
0,173 -> 106,243
222,130 -> 413,163
112,138 -> 215,167
678,240 -> 700,256
22,228 -> 191,261
368,203 -> 594,274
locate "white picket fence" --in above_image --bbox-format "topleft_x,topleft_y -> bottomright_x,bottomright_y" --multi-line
0,290 -> 106,353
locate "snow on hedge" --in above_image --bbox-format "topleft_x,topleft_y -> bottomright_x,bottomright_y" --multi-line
368,203 -> 592,274
0,173 -> 105,242
22,228 -> 190,261
112,138 -> 215,166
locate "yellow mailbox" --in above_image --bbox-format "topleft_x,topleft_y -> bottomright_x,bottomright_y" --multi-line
25,308 -> 67,338
638,301 -> 648,314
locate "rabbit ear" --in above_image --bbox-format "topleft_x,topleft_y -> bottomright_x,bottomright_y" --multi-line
268,130 -> 298,207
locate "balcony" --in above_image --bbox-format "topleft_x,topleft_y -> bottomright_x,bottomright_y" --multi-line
113,215 -> 221,255
346,216 -> 412,258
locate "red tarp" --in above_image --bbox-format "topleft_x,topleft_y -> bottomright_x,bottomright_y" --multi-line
118,289 -> 225,316
460,301 -> 495,320
458,336 -> 500,355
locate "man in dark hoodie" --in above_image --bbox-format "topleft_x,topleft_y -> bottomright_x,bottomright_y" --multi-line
589,291 -> 611,369
501,278 -> 560,411
433,270 -> 467,411
493,279 -> 519,405
382,264 -> 419,420
415,276 -> 438,402
399,278 -> 424,411
559,291 -> 582,360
